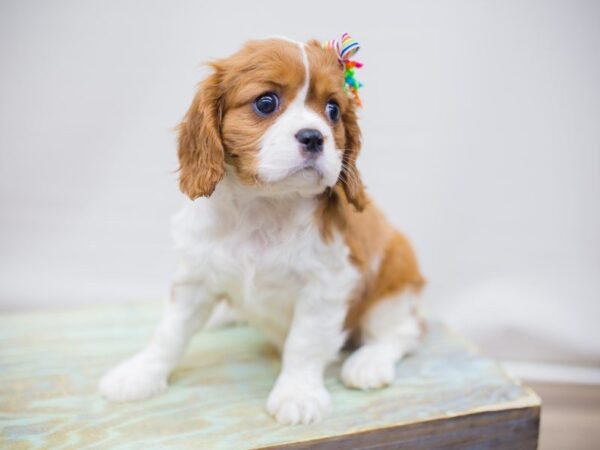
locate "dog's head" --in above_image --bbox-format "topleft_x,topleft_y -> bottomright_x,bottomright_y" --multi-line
177,37 -> 366,210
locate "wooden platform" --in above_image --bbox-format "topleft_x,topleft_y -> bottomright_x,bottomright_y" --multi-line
0,302 -> 540,449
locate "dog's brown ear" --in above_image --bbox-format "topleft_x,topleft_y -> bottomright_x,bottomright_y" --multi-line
177,66 -> 225,199
340,105 -> 367,211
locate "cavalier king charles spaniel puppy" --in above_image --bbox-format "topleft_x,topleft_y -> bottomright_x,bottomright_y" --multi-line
99,36 -> 424,425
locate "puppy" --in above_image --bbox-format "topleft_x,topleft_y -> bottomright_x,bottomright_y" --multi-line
99,35 -> 425,425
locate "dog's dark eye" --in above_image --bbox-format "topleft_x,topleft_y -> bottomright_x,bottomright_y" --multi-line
325,101 -> 340,123
253,93 -> 280,116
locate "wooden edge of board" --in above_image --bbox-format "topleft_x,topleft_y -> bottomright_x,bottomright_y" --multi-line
258,404 -> 541,450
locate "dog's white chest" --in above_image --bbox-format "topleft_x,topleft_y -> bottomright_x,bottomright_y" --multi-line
215,228 -> 322,347
173,196 -> 360,349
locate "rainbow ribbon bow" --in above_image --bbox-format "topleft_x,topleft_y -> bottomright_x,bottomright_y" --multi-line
324,33 -> 364,107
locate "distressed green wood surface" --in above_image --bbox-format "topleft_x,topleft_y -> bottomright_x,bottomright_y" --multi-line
0,302 -> 540,449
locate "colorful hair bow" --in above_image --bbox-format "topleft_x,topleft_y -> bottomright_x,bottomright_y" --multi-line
323,33 -> 364,107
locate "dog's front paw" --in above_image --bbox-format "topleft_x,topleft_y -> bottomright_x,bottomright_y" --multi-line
99,353 -> 168,402
266,375 -> 331,425
341,345 -> 396,390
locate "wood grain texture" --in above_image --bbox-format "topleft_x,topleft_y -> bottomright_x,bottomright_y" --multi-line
0,302 -> 540,449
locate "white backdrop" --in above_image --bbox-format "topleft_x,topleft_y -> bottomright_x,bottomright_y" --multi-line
1,1 -> 599,376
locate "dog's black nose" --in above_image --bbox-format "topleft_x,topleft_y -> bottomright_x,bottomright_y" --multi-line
295,128 -> 323,153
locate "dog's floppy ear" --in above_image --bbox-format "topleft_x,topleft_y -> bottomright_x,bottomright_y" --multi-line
339,105 -> 367,211
177,66 -> 225,199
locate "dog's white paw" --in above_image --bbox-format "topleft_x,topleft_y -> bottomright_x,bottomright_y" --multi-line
266,375 -> 331,425
99,354 -> 168,402
341,345 -> 396,390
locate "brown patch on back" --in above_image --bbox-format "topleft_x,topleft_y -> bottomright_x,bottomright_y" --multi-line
317,186 -> 388,269
345,225 -> 426,331
316,187 -> 425,332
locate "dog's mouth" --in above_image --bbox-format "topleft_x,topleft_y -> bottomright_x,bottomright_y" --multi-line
287,161 -> 323,179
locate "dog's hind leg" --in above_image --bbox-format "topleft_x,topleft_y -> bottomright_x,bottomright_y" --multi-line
341,292 -> 422,390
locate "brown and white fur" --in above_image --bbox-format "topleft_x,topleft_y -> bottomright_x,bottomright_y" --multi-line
99,37 -> 425,425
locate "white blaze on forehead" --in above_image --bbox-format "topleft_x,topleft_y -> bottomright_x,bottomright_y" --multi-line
296,41 -> 310,104
268,36 -> 310,103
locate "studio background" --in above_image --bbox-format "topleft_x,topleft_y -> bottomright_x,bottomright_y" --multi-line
1,0 -> 599,382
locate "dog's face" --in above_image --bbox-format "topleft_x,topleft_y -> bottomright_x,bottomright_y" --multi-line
177,38 -> 366,209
